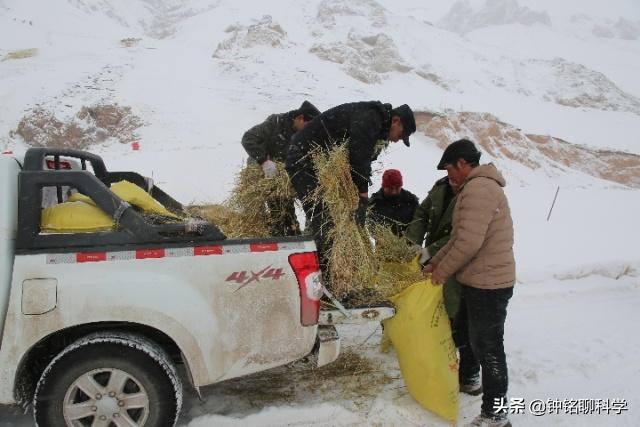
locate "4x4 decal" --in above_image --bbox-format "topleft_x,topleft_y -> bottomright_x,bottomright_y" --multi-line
226,265 -> 285,290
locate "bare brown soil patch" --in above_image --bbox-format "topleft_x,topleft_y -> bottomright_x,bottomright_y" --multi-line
10,104 -> 143,149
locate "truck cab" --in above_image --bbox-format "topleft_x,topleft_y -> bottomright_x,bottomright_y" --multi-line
0,148 -> 341,426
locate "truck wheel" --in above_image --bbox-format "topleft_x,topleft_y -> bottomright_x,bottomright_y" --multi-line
33,332 -> 182,427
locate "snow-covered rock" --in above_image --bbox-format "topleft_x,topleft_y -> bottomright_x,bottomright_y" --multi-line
570,14 -> 640,40
438,0 -> 551,34
310,31 -> 411,84
213,15 -> 290,59
316,0 -> 387,29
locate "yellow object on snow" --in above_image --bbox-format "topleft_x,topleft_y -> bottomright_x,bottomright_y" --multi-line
382,276 -> 459,423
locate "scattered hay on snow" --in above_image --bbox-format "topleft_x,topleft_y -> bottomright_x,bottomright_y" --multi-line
200,350 -> 391,407
2,48 -> 38,61
308,350 -> 392,399
120,38 -> 141,47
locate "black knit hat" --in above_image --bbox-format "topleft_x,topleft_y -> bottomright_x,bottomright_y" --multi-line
298,100 -> 321,121
391,104 -> 416,147
437,138 -> 481,170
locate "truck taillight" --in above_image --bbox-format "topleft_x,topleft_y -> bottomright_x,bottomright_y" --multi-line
288,252 -> 322,326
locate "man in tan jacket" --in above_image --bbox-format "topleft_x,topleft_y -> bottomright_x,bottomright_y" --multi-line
425,139 -> 515,427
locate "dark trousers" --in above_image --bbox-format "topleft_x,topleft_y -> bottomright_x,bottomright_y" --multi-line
456,285 -> 513,416
286,165 -> 333,281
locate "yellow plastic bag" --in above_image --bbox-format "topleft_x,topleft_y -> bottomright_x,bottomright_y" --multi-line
67,192 -> 96,206
42,180 -> 179,233
110,180 -> 179,219
382,278 -> 459,423
68,181 -> 179,218
41,200 -> 114,233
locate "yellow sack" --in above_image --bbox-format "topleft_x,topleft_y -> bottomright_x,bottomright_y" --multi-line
41,200 -> 114,233
110,180 -> 179,219
382,278 -> 459,423
67,192 -> 97,206
68,181 -> 179,218
43,181 -> 179,233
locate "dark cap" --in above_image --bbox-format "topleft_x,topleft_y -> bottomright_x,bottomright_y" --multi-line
437,139 -> 481,169
391,104 -> 416,147
297,100 -> 321,121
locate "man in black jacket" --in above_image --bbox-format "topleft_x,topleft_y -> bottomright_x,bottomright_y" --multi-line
241,101 -> 320,235
285,101 -> 416,273
242,100 -> 321,170
369,169 -> 418,237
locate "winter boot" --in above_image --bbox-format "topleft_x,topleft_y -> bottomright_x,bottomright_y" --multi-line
466,412 -> 511,427
459,374 -> 482,396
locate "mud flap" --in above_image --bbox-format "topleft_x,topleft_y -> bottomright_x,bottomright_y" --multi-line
309,325 -> 340,368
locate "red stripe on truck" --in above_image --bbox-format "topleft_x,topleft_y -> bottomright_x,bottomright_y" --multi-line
44,241 -> 300,265
76,252 -> 107,263
250,243 -> 279,252
194,245 -> 223,256
135,249 -> 165,259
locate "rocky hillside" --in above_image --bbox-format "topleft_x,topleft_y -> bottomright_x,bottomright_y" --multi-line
417,110 -> 640,188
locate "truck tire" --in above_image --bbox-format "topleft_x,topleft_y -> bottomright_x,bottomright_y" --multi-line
33,332 -> 182,427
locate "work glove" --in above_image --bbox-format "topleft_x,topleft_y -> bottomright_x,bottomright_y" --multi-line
354,196 -> 368,227
261,159 -> 278,178
418,246 -> 431,264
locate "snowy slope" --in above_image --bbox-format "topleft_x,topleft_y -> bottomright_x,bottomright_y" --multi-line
1,0 -> 639,425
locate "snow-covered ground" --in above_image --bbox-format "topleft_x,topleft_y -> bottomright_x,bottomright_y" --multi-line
1,0 -> 639,425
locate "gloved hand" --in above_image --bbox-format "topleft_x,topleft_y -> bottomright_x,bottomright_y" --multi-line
261,159 -> 278,178
354,196 -> 368,227
412,244 -> 431,264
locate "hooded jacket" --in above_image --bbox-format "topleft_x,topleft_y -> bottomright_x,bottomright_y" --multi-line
430,164 -> 515,289
241,111 -> 298,164
286,101 -> 392,193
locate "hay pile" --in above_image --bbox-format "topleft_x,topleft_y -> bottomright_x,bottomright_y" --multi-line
310,145 -> 423,305
369,223 -> 425,299
310,145 -> 376,298
192,145 -> 424,306
188,162 -> 297,238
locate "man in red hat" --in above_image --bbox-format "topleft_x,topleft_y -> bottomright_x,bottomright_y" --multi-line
368,169 -> 418,237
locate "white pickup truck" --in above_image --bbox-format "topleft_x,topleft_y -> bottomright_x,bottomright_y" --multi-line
0,148 -> 392,426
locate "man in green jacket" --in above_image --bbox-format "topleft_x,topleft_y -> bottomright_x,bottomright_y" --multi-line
405,176 -> 461,320
241,101 -> 320,235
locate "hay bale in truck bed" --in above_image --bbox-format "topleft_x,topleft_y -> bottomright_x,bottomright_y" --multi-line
187,161 -> 297,238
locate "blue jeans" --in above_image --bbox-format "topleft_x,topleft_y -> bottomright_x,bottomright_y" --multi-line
456,285 -> 514,416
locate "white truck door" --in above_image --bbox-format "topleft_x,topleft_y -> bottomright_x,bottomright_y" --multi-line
0,156 -> 19,348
